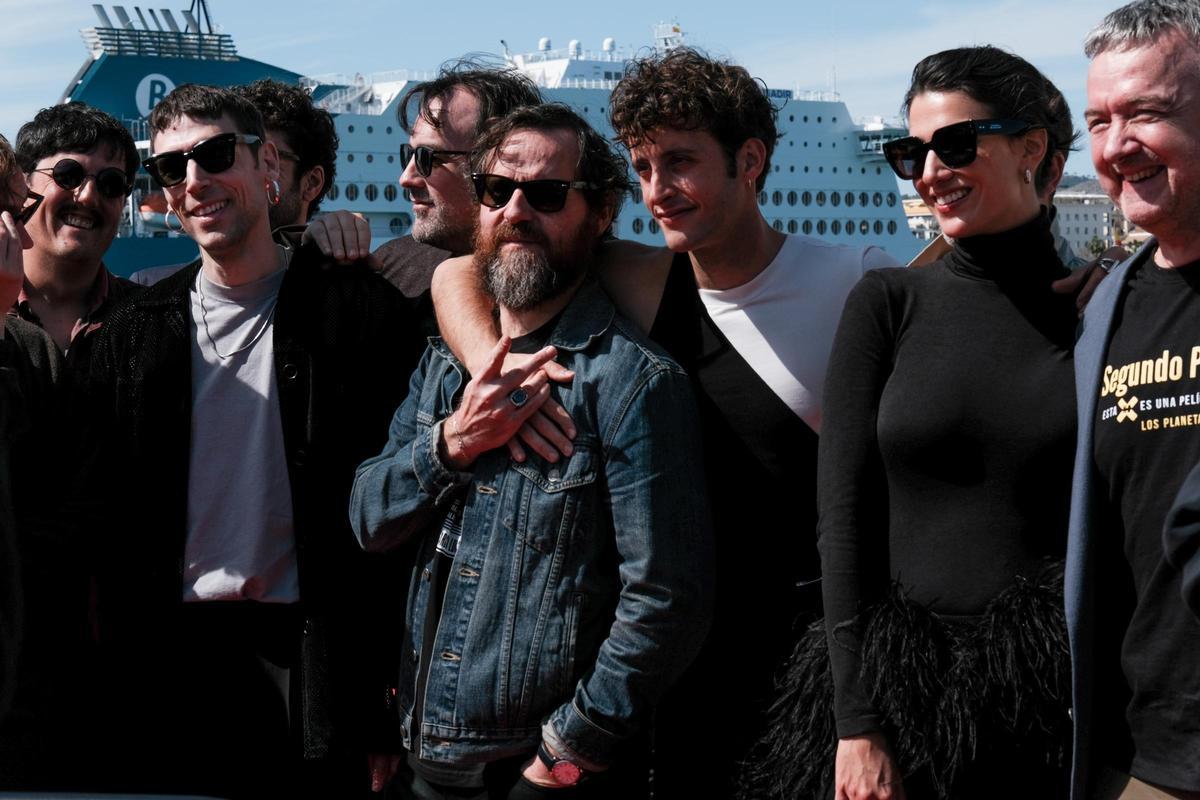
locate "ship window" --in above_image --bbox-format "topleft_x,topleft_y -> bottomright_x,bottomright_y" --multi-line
831,220 -> 841,235
385,185 -> 398,202
348,125 -> 355,133
833,117 -> 838,123
387,155 -> 394,163
801,191 -> 812,206
366,154 -> 374,163
832,166 -> 838,173
328,184 -> 339,200
787,220 -> 798,234
859,191 -> 869,206
804,141 -> 808,148
817,220 -> 827,235
367,126 -> 374,134
789,115 -> 794,122
845,192 -> 855,207
886,192 -> 897,207
789,140 -> 793,147
816,191 -> 826,206
389,214 -> 411,235
845,219 -> 855,236
345,183 -> 359,201
759,191 -> 768,206
347,153 -> 355,163
803,115 -> 809,122
634,188 -> 643,204
874,220 -> 884,234
817,116 -> 823,123
888,220 -> 898,234
789,166 -> 795,173
403,189 -> 412,202
860,220 -> 870,234
772,191 -> 783,206
818,166 -> 824,173
649,219 -> 660,234
632,218 -> 644,234
861,167 -> 867,174
873,192 -> 883,206
787,191 -> 798,206
804,166 -> 810,173
772,219 -> 784,232
803,220 -> 813,234
774,165 -> 780,172
832,142 -> 837,148
365,184 -> 378,201
387,126 -> 393,135
876,167 -> 882,174
831,192 -> 841,207
818,142 -> 822,148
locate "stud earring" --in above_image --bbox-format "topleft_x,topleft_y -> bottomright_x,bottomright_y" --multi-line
1023,168 -> 1032,185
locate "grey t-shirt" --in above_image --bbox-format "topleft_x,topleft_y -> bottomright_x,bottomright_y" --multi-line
183,262 -> 298,603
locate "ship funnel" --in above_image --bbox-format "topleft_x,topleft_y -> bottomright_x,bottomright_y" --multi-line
602,37 -> 615,52
538,37 -> 551,51
568,39 -> 581,56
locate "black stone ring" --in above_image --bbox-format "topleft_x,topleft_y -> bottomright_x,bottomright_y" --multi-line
509,388 -> 530,408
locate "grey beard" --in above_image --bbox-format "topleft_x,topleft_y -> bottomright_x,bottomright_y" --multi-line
481,247 -> 569,312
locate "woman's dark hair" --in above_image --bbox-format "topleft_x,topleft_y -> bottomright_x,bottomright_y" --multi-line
902,46 -> 1078,193
610,48 -> 780,192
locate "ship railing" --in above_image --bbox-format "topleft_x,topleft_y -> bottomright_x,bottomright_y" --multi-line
515,49 -> 626,64
82,27 -> 237,60
299,70 -> 433,91
538,78 -> 621,90
792,89 -> 842,102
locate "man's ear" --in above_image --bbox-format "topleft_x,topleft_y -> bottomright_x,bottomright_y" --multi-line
261,140 -> 281,183
738,137 -> 768,186
299,165 -> 325,209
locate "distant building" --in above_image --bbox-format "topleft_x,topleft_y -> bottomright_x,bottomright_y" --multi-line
904,197 -> 940,242
1054,179 -> 1126,258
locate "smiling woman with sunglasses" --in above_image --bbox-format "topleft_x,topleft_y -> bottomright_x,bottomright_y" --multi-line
746,47 -> 1079,800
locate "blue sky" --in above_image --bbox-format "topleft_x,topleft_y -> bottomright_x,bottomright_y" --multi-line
0,0 -> 1115,178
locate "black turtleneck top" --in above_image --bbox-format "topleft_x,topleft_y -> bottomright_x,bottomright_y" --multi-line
818,212 -> 1078,737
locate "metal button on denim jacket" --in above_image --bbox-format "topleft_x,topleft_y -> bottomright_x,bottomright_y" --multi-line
350,280 -> 714,769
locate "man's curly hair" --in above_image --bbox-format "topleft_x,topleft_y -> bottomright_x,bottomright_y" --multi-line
0,135 -> 19,213
234,79 -> 338,219
610,48 -> 780,191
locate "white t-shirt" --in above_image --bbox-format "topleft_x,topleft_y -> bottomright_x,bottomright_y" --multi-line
697,235 -> 898,432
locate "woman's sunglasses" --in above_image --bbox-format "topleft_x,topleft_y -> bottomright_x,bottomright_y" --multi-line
472,173 -> 595,214
400,144 -> 469,178
3,190 -> 44,224
31,159 -> 132,199
882,119 -> 1037,180
142,132 -> 262,188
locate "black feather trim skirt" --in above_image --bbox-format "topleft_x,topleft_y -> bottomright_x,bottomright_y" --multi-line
739,564 -> 1070,800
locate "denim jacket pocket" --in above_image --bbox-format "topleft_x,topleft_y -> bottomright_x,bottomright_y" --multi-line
506,435 -> 599,555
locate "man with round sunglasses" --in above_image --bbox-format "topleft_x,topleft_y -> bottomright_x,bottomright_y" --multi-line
81,83 -> 425,799
11,103 -> 140,370
351,103 -> 712,800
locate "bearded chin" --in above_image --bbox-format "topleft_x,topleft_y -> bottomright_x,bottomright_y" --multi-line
480,247 -> 563,312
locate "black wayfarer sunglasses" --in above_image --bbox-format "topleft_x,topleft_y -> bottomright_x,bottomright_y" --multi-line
472,173 -> 596,214
400,143 -> 469,178
143,132 -> 263,188
31,159 -> 132,199
882,119 -> 1038,180
3,190 -> 44,225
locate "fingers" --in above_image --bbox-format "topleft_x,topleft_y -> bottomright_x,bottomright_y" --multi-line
302,216 -> 334,256
542,359 -> 575,385
499,345 -> 559,386
303,211 -> 370,262
479,336 -> 514,381
540,398 -> 576,440
506,437 -> 529,464
520,405 -> 575,461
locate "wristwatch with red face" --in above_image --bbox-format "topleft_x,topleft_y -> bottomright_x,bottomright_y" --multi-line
536,740 -> 586,786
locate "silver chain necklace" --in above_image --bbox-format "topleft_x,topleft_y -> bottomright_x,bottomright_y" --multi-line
196,261 -> 283,360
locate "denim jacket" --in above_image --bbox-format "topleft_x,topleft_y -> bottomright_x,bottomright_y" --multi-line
351,279 -> 713,770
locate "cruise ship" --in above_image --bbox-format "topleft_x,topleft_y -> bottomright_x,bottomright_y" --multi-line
61,2 -> 920,274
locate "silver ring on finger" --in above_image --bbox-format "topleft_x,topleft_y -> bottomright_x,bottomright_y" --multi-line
509,388 -> 530,408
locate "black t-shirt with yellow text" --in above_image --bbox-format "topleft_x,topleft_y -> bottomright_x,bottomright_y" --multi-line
1094,254 -> 1200,790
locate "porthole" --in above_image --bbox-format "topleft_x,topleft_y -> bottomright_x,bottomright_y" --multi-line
386,126 -> 393,135
888,220 -> 898,234
365,184 -> 378,201
860,220 -> 870,235
874,220 -> 884,234
759,191 -> 768,206
846,192 -> 855,207
802,191 -> 812,206
345,183 -> 358,201
649,219 -> 660,234
886,192 -> 897,207
403,188 -> 412,202
772,190 -> 783,206
817,220 -> 827,235
367,125 -> 374,134
845,219 -> 855,236
803,220 -> 813,234
787,191 -> 798,206
387,154 -> 394,163
859,192 -> 868,206
348,125 -> 355,133
384,184 -> 397,202
772,219 -> 784,232
632,218 -> 644,234
831,220 -> 841,235
787,220 -> 798,234
816,191 -> 826,206
831,192 -> 841,207
347,153 -> 355,163
873,192 -> 883,207
327,184 -> 339,200
389,213 -> 411,235
366,154 -> 374,163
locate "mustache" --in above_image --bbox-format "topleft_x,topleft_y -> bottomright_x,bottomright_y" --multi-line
56,202 -> 103,221
490,220 -> 547,247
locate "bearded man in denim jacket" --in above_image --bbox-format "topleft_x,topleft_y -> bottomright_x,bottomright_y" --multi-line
351,104 -> 712,799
